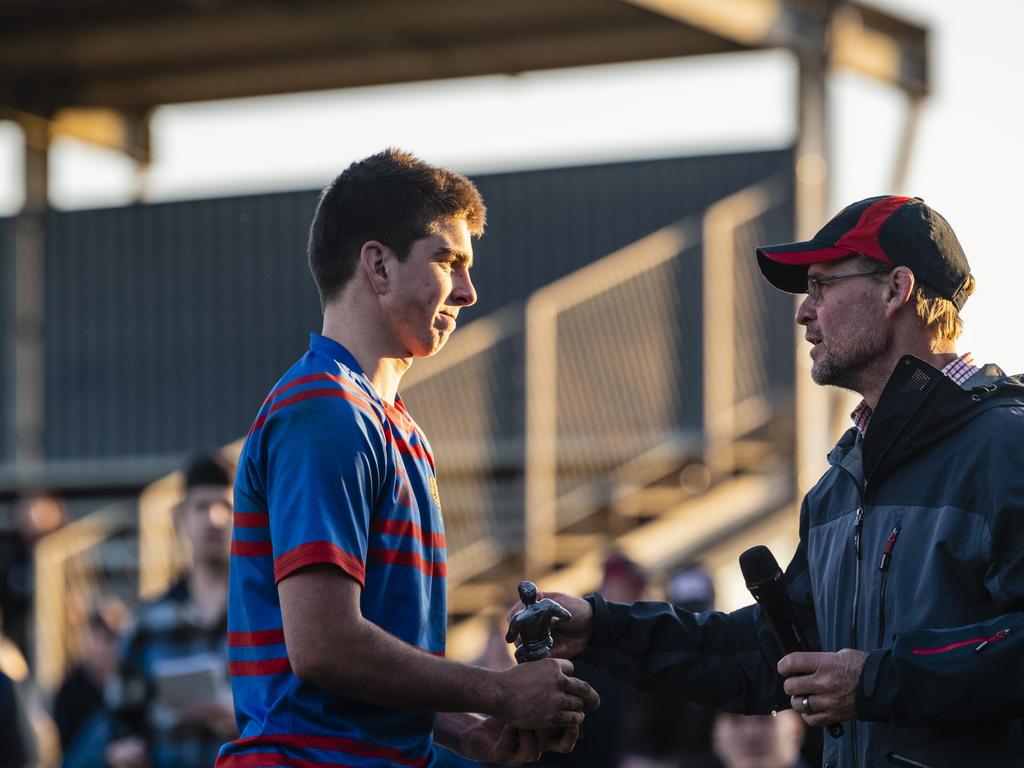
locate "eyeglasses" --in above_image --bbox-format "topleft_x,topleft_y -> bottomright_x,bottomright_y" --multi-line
806,268 -> 891,303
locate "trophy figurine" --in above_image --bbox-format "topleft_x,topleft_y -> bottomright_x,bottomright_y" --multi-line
505,580 -> 572,664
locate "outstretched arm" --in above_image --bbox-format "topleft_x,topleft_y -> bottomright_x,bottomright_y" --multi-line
280,565 -> 599,730
527,524 -> 819,715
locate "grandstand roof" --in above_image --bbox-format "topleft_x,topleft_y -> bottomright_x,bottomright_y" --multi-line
1,0 -> 927,114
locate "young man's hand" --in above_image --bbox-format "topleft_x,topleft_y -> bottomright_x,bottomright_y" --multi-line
507,591 -> 594,659
456,716 -> 581,765
492,657 -> 599,730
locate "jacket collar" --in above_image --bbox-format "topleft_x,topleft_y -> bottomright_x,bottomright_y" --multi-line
827,356 -> 1020,486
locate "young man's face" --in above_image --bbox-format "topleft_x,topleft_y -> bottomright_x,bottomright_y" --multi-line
383,217 -> 477,358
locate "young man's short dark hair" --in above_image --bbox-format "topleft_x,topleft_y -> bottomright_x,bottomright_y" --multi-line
307,148 -> 487,307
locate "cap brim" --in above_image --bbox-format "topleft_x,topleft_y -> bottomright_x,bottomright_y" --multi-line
755,240 -> 858,293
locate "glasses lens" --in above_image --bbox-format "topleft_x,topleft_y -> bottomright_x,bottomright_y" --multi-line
807,277 -> 821,302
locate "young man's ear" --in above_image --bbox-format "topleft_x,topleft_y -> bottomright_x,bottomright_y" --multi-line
360,241 -> 391,295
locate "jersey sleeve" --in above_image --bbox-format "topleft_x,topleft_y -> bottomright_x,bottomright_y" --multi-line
263,391 -> 387,586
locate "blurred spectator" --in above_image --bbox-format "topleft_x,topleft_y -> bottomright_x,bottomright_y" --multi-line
1,609 -> 61,768
0,669 -> 35,768
0,492 -> 68,661
53,597 -> 127,759
664,564 -> 716,613
106,454 -> 236,768
711,711 -> 806,768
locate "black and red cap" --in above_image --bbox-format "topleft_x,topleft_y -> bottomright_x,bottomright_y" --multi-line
756,195 -> 973,310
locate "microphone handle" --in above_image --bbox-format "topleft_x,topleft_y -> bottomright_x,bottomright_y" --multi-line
760,591 -> 845,739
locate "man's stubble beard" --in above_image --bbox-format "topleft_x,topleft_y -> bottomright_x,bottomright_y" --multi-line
811,325 -> 892,394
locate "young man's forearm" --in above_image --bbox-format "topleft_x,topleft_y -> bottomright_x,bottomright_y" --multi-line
291,611 -> 504,715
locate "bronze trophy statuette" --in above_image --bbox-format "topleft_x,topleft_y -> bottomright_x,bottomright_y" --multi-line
506,580 -> 572,664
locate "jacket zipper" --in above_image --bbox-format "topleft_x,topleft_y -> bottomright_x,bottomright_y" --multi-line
877,525 -> 901,647
974,628 -> 1011,652
911,628 -> 1012,656
850,505 -> 864,768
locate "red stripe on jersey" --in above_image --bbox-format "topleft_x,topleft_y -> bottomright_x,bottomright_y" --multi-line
232,540 -> 273,557
393,464 -> 414,508
371,518 -> 445,549
273,541 -> 366,586
392,436 -> 435,471
223,734 -> 429,766
234,512 -> 269,528
217,753 -> 357,768
260,373 -> 378,415
379,398 -> 418,436
229,657 -> 292,676
228,629 -> 285,647
368,547 -> 446,578
249,388 -> 382,435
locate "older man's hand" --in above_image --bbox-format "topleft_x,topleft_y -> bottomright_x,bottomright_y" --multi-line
778,648 -> 868,727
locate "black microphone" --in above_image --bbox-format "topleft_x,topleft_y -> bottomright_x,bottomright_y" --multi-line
740,545 -> 844,739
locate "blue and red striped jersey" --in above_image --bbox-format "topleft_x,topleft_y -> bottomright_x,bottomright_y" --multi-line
217,333 -> 447,768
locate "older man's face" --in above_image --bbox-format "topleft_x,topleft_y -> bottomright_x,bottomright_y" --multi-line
795,259 -> 892,392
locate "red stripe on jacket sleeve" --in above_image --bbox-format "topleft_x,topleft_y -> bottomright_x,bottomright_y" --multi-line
273,541 -> 366,585
911,637 -> 987,656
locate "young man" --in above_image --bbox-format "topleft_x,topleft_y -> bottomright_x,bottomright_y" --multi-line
217,150 -> 598,768
107,454 -> 237,768
519,196 -> 1024,767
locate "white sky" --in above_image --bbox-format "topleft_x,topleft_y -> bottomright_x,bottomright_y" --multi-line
1,0 -> 1020,372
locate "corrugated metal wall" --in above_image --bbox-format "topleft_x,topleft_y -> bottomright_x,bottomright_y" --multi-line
44,192 -> 321,462
469,150 -> 791,317
0,148 -> 794,480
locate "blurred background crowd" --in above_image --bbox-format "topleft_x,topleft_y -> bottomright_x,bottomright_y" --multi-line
0,476 -> 815,768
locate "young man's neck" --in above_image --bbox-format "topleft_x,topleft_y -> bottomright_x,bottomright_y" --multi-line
321,303 -> 410,405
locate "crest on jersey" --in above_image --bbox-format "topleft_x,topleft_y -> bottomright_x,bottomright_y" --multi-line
428,475 -> 442,512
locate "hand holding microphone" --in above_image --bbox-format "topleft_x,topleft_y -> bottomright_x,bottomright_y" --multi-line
740,545 -> 847,738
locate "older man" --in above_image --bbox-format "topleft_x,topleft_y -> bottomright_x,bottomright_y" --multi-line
524,196 -> 1024,768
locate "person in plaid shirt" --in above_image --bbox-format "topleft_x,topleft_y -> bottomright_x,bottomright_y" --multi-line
106,454 -> 237,768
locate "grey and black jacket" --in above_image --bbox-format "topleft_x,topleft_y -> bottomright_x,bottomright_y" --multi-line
581,356 -> 1024,768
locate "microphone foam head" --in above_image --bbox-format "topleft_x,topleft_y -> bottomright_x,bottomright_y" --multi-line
739,545 -> 782,587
